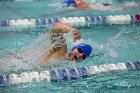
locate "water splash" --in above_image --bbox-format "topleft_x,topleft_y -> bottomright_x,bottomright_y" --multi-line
0,28 -> 53,73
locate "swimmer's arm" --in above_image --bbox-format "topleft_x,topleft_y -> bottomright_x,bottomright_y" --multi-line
76,3 -> 101,10
74,0 -> 99,10
39,51 -> 55,65
39,44 -> 67,65
53,22 -> 77,32
52,23 -> 81,41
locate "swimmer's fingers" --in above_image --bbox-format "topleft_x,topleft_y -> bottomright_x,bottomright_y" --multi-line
73,30 -> 81,41
74,33 -> 81,39
74,35 -> 81,41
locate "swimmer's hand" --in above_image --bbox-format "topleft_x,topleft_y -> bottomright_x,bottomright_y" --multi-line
73,30 -> 81,41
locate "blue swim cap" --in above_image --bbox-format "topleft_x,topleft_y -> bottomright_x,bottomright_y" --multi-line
63,0 -> 76,6
72,43 -> 92,58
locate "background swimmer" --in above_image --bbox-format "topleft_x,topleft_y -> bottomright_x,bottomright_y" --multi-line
44,0 -> 139,17
63,0 -> 139,10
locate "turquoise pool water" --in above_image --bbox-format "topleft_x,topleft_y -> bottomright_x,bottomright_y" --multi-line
0,0 -> 140,93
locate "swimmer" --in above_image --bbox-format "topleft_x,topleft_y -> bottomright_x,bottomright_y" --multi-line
63,0 -> 140,11
43,0 -> 139,17
39,22 -> 92,64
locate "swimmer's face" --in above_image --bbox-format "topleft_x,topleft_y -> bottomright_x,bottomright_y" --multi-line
69,48 -> 86,62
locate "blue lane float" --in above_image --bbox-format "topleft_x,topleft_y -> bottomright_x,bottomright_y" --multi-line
0,20 -> 9,27
0,74 -> 9,87
0,61 -> 140,87
0,14 -> 139,27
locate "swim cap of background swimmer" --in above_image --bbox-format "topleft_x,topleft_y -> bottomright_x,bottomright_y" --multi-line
63,0 -> 76,6
72,43 -> 92,58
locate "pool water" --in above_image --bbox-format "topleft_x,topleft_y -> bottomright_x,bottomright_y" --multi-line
0,0 -> 140,20
0,0 -> 140,93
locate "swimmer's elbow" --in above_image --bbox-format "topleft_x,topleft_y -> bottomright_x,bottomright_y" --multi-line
53,22 -> 61,27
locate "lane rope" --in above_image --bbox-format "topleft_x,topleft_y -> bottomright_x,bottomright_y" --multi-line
0,61 -> 140,87
0,14 -> 139,27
